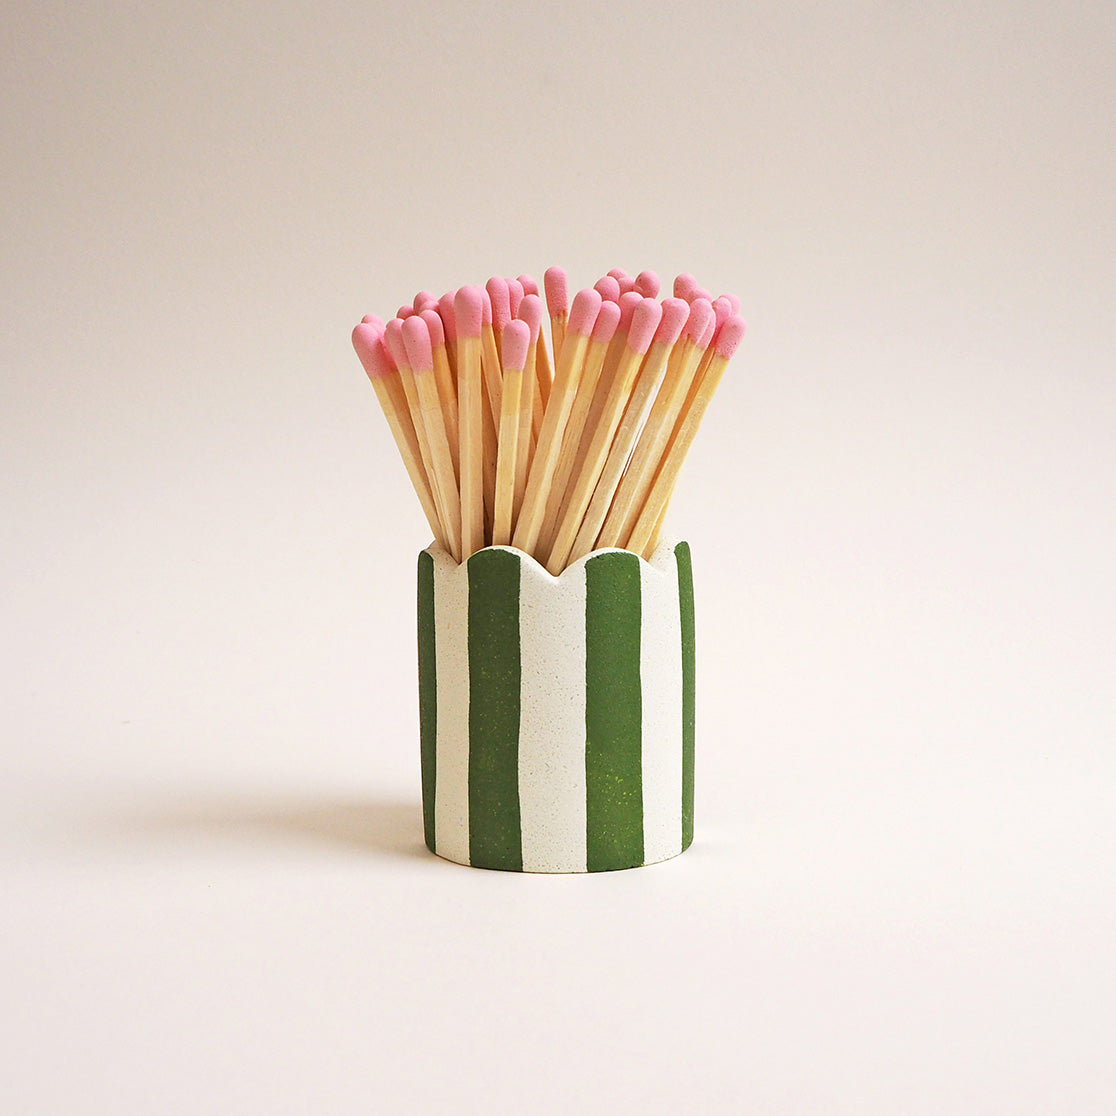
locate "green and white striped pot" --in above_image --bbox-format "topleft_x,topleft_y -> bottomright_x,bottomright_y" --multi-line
416,539 -> 696,872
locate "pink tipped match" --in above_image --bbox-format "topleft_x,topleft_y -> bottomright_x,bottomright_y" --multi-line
517,293 -> 543,344
396,304 -> 416,320
591,298 -> 621,344
714,315 -> 746,359
607,268 -> 633,291
384,318 -> 408,368
352,322 -> 395,380
415,297 -> 439,315
544,267 -> 569,317
568,287 -> 603,337
721,292 -> 741,314
682,298 -> 715,345
361,313 -> 383,327
517,273 -> 539,297
507,278 -> 524,319
486,277 -> 511,332
594,275 -> 621,302
420,307 -> 445,348
656,297 -> 690,346
413,290 -> 436,312
438,291 -> 458,343
617,291 -> 642,333
633,270 -> 660,298
481,288 -> 492,326
454,286 -> 485,338
711,296 -> 734,330
627,298 -> 663,355
698,314 -> 716,349
501,319 -> 531,372
692,286 -> 712,303
673,273 -> 697,299
401,314 -> 434,372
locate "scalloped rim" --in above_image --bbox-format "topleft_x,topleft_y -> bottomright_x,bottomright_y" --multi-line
424,539 -> 684,582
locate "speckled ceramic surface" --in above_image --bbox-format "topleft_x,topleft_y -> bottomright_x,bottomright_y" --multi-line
416,539 -> 695,872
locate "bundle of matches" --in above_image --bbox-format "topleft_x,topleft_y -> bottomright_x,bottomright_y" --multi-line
352,269 -> 745,574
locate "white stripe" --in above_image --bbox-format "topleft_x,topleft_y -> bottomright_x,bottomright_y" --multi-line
517,552 -> 588,873
640,542 -> 684,864
432,548 -> 471,865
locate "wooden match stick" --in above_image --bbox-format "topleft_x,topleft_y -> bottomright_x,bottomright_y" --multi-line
512,287 -> 602,558
545,297 -> 663,575
624,315 -> 746,555
403,315 -> 461,561
437,290 -> 458,383
492,320 -> 530,546
538,299 -> 620,555
596,298 -> 715,550
384,319 -> 456,548
454,286 -> 487,560
351,322 -> 446,549
419,308 -> 459,479
515,294 -> 545,517
544,266 -> 568,384
566,297 -> 689,565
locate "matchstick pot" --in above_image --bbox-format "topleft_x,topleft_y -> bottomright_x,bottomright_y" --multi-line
417,539 -> 696,872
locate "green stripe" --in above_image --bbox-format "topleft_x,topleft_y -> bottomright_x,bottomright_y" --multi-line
467,548 -> 523,870
417,549 -> 437,854
584,551 -> 644,871
675,541 -> 696,851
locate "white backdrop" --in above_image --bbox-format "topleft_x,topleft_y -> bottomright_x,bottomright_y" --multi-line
3,2 -> 1114,1112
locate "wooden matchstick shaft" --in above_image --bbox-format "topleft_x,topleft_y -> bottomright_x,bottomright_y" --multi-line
493,363 -> 523,546
512,327 -> 592,557
414,365 -> 462,561
457,334 -> 485,559
624,350 -> 731,555
370,375 -> 446,548
567,336 -> 675,564
545,340 -> 647,574
538,334 -> 612,556
597,335 -> 704,550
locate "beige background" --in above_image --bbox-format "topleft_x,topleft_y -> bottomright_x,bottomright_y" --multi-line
3,2 -> 1114,1112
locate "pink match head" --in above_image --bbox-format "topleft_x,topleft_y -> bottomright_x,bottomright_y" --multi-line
594,275 -> 621,302
656,297 -> 690,346
384,318 -> 409,368
633,270 -> 660,298
591,298 -> 621,344
711,295 -> 734,330
721,292 -> 741,314
617,291 -> 642,333
567,287 -> 603,337
352,322 -> 396,380
481,288 -> 493,326
517,274 -> 539,297
673,273 -> 697,299
692,285 -> 712,303
361,313 -> 383,327
413,290 -> 436,312
517,293 -> 543,344
438,291 -> 458,343
454,286 -> 485,338
501,319 -> 531,371
415,297 -> 439,315
627,297 -> 663,355
682,298 -> 715,345
544,267 -> 569,317
401,314 -> 434,372
419,307 -> 445,348
507,278 -> 524,318
396,304 -> 416,320
486,276 -> 511,331
714,315 -> 746,359
607,268 -> 634,293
